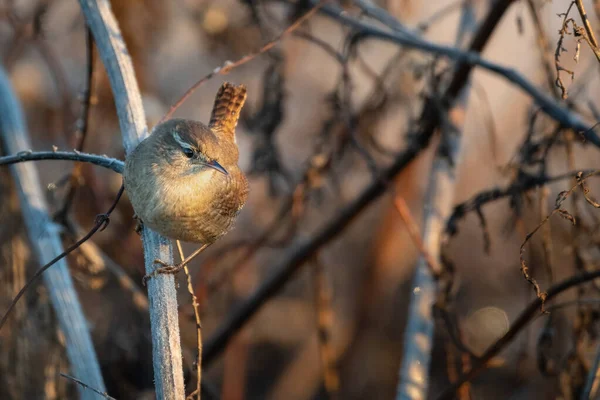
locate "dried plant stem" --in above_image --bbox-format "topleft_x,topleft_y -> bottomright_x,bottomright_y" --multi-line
78,0 -> 183,397
56,27 -> 96,221
313,0 -> 600,147
160,0 -> 326,123
176,240 -> 203,400
312,255 -> 339,398
575,0 -> 600,55
391,193 -> 439,274
437,269 -> 600,399
59,373 -> 116,400
581,342 -> 600,399
0,67 -> 106,399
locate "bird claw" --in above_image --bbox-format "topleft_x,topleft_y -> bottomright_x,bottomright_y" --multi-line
133,214 -> 143,236
142,259 -> 184,285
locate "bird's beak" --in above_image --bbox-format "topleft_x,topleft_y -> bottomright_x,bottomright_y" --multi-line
202,160 -> 228,175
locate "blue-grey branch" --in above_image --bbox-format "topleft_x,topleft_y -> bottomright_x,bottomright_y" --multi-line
78,0 -> 184,398
0,150 -> 124,173
0,67 -> 106,399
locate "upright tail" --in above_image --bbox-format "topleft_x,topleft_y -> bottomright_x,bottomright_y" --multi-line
209,82 -> 247,141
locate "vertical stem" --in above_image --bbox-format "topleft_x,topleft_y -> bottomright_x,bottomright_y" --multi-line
78,0 -> 184,398
0,67 -> 106,399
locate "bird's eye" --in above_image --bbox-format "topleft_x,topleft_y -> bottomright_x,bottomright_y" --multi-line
182,147 -> 194,158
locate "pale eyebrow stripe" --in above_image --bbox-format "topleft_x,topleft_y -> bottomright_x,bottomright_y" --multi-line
172,132 -> 194,150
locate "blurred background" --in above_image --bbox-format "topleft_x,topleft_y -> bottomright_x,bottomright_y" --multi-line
1,0 -> 600,399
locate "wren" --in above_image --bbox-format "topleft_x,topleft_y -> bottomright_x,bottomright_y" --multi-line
123,82 -> 249,278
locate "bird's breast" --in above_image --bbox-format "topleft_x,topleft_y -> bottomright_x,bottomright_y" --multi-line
137,169 -> 247,243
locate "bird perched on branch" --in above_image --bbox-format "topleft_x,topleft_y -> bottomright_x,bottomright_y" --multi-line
123,82 -> 249,278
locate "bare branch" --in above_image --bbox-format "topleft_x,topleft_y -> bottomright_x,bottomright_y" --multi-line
0,150 -> 124,173
312,0 -> 600,147
0,67 -> 106,398
59,373 -> 116,400
436,269 -> 600,399
160,0 -> 326,123
203,121 -> 434,366
78,0 -> 183,397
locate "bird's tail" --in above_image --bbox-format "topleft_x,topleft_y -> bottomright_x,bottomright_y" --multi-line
209,82 -> 247,141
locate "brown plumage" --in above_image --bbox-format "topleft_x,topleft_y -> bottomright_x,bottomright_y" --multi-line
123,82 -> 249,244
209,82 -> 247,141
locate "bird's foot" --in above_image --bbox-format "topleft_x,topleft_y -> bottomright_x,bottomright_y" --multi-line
133,214 -> 143,236
142,259 -> 185,285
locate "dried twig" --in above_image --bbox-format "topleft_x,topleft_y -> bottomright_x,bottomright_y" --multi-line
436,269 -> 600,399
312,255 -> 339,398
519,171 -> 599,308
160,0 -> 327,123
581,342 -> 600,399
575,0 -> 600,61
59,373 -> 116,400
204,0 -> 515,367
55,27 -> 96,222
176,240 -> 203,400
0,186 -> 124,332
313,0 -> 600,147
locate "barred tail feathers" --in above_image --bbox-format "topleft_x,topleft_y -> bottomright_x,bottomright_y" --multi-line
208,82 -> 247,140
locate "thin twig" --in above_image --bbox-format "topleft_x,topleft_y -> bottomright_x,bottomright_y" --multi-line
446,169 -> 598,235
0,185 -> 124,332
391,193 -> 439,275
436,269 -> 600,399
575,0 -> 600,49
519,171 -> 599,308
176,240 -> 203,400
160,0 -> 327,123
59,373 -> 117,400
581,342 -> 600,400
55,27 -> 96,222
0,150 -> 124,173
313,0 -> 600,147
312,255 -> 339,398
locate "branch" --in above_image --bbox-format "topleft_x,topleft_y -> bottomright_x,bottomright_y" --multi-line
435,269 -> 600,400
581,341 -> 600,399
60,373 -> 116,400
575,0 -> 600,62
445,169 -> 598,236
203,122 -> 435,366
0,150 -> 124,173
0,186 -> 123,332
203,0 -> 514,366
161,0 -> 325,123
312,0 -> 600,147
78,0 -> 183,398
396,1 -> 480,397
0,67 -> 106,398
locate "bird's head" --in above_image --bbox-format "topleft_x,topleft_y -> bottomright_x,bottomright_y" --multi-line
150,119 -> 238,179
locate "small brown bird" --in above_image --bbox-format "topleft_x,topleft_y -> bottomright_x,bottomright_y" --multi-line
123,82 -> 249,277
